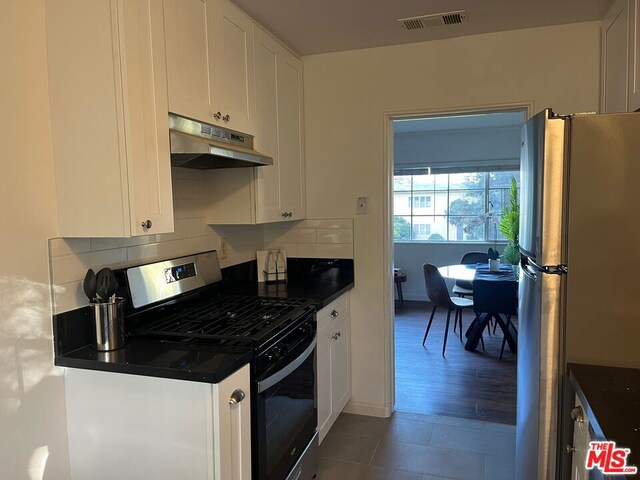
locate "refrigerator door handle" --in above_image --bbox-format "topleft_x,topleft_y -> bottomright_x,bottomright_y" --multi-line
522,262 -> 538,281
528,256 -> 568,275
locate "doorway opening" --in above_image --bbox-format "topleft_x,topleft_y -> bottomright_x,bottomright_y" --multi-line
390,107 -> 527,425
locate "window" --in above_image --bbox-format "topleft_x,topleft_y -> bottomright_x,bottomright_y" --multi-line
393,171 -> 520,242
408,195 -> 431,209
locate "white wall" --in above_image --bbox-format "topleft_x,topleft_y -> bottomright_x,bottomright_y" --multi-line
394,242 -> 497,301
0,1 -> 71,478
303,22 -> 601,416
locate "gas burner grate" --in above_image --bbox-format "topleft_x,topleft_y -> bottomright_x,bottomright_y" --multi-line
135,295 -> 311,345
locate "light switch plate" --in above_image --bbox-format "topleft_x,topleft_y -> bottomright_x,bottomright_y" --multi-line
357,196 -> 368,214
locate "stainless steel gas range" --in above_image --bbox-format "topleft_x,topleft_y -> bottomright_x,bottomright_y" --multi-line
119,250 -> 319,480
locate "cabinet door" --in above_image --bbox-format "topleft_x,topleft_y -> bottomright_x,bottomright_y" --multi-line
630,0 -> 640,111
163,0 -> 215,123
211,0 -> 256,135
213,365 -> 252,480
332,316 -> 351,414
253,28 -> 284,223
277,50 -> 306,221
317,325 -> 335,443
120,0 -> 174,236
602,0 -> 630,113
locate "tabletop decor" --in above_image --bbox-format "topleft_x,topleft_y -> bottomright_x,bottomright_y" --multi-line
488,247 -> 500,271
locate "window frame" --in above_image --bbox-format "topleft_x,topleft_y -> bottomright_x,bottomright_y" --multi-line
393,171 -> 518,243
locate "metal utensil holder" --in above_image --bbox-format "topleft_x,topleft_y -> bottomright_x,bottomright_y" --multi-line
90,298 -> 126,351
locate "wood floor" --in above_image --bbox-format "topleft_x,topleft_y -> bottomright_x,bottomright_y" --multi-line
394,301 -> 517,425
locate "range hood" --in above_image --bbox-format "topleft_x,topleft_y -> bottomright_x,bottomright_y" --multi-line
168,114 -> 273,169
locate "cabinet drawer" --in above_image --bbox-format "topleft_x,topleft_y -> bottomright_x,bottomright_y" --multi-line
317,293 -> 349,332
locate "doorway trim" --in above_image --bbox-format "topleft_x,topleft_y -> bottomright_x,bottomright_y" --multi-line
382,101 -> 534,415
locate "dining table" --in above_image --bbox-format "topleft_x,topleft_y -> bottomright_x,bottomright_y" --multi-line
438,263 -> 518,355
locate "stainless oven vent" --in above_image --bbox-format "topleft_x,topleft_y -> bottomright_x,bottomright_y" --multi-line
398,10 -> 467,30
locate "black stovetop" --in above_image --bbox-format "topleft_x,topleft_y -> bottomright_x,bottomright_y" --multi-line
134,294 -> 313,347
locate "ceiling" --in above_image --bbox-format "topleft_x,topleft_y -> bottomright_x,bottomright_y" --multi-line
232,0 -> 613,55
393,111 -> 526,135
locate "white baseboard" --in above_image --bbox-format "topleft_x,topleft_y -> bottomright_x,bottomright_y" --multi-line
343,400 -> 391,418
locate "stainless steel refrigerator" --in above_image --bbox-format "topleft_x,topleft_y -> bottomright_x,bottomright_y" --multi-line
516,109 -> 640,480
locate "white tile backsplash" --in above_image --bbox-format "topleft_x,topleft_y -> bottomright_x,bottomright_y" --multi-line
91,236 -> 156,252
51,248 -> 128,285
127,240 -> 182,262
263,219 -> 353,260
263,242 -> 299,257
48,163 -> 353,313
297,219 -> 353,229
316,228 -> 353,244
49,238 -> 91,257
264,226 -> 316,244
297,243 -> 353,259
179,235 -> 219,257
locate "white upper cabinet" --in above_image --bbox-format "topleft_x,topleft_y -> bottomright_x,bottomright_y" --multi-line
211,0 -> 257,135
275,47 -> 306,222
46,0 -> 174,237
163,0 -> 214,122
205,28 -> 306,225
253,28 -> 306,223
600,0 -> 640,113
602,0 -> 629,113
164,0 -> 256,135
629,0 -> 640,111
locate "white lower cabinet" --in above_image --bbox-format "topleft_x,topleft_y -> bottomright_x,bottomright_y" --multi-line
569,394 -> 590,480
316,293 -> 351,443
64,365 -> 251,480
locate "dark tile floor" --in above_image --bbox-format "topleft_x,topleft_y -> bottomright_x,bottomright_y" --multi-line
317,412 -> 515,480
395,301 -> 517,424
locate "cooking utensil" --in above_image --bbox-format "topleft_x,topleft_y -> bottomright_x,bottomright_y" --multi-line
96,268 -> 117,302
83,269 -> 97,302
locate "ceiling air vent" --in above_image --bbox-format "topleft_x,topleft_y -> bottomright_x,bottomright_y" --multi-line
398,10 -> 467,30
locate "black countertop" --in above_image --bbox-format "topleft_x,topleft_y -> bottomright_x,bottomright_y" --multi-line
569,363 -> 640,470
223,259 -> 354,309
53,257 -> 354,384
56,339 -> 254,383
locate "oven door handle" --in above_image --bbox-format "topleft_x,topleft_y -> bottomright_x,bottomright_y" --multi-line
257,335 -> 317,393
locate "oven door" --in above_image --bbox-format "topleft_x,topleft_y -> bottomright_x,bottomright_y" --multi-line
254,334 -> 317,480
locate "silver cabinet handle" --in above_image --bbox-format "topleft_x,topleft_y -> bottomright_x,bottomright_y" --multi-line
222,114 -> 230,122
141,219 -> 152,229
330,310 -> 339,318
213,111 -> 222,120
566,444 -> 577,453
570,406 -> 584,423
331,333 -> 338,340
228,389 -> 246,405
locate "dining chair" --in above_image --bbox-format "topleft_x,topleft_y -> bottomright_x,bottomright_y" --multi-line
452,251 -> 489,297
422,263 -> 477,356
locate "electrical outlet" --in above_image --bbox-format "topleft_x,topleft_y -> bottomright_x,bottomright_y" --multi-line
219,237 -> 228,259
356,196 -> 368,214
